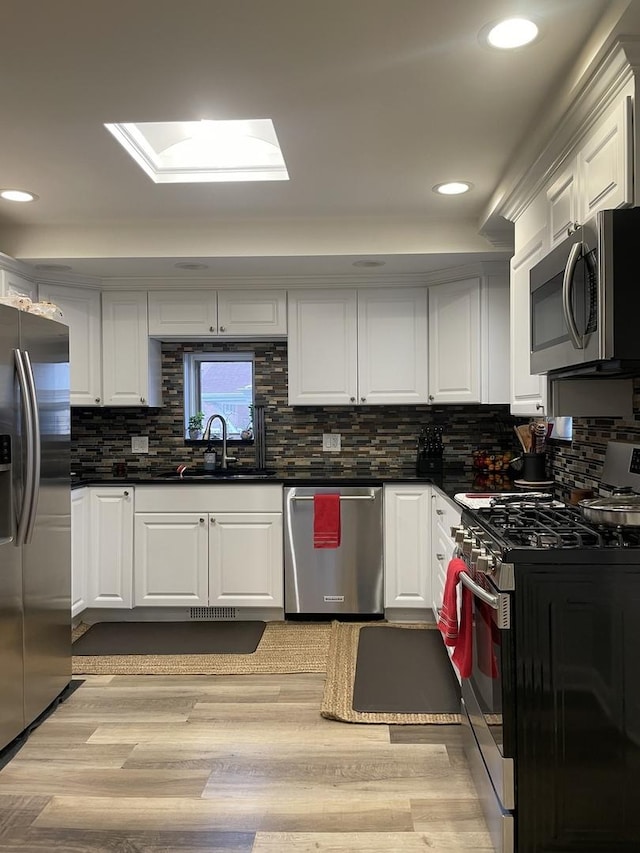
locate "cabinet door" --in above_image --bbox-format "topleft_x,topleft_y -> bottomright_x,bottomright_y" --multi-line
384,485 -> 431,609
148,290 -> 218,337
287,289 -> 358,405
71,488 -> 88,617
102,291 -> 161,406
87,487 -> 133,608
579,96 -> 633,221
357,288 -> 428,405
134,513 -> 208,606
217,290 -> 287,337
547,163 -> 578,248
38,284 -> 102,406
0,269 -> 37,300
428,278 -> 480,404
431,491 -> 460,621
510,234 -> 547,417
208,512 -> 283,607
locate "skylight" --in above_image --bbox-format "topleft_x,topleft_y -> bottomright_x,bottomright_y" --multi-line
104,119 -> 289,183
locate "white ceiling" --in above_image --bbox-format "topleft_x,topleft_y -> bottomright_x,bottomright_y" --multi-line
0,0 -> 621,281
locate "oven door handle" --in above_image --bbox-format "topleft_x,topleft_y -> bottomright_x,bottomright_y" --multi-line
460,571 -> 511,629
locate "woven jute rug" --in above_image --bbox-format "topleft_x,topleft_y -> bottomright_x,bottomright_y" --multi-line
72,621 -> 331,675
321,621 -> 462,724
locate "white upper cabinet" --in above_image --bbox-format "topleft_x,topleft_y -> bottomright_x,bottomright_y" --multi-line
38,283 -> 102,406
510,231 -> 547,417
148,289 -> 286,338
287,287 -> 428,406
102,291 -> 162,407
547,164 -> 578,249
428,272 -> 509,405
0,269 -> 38,301
578,95 -> 633,221
357,288 -> 428,405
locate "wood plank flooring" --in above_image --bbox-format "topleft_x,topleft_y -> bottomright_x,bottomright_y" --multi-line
0,673 -> 492,852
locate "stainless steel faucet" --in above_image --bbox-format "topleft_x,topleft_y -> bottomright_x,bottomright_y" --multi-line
202,413 -> 237,470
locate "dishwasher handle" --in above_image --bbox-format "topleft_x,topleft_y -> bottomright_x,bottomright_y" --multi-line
289,494 -> 376,501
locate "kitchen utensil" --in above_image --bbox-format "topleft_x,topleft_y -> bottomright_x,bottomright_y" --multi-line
578,487 -> 640,526
515,424 -> 531,452
533,420 -> 547,453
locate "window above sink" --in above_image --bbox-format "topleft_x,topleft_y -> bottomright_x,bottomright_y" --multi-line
184,352 -> 254,442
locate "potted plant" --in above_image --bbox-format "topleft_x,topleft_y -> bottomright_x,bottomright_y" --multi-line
188,411 -> 204,439
241,404 -> 254,440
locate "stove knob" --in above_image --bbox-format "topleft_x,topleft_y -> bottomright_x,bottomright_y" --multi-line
471,547 -> 484,564
476,554 -> 494,573
454,528 -> 466,545
462,537 -> 473,556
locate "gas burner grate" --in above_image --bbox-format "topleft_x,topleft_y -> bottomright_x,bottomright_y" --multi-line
476,504 -> 640,549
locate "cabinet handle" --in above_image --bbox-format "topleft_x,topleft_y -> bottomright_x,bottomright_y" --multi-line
124,491 -> 129,497
199,518 -> 205,523
209,326 -> 215,332
95,397 -> 101,403
219,325 -> 226,332
350,397 -> 356,403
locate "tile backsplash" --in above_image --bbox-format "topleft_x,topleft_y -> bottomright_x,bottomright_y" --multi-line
71,341 -> 519,477
548,378 -> 640,494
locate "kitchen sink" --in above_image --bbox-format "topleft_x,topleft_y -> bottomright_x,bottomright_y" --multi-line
158,468 -> 277,481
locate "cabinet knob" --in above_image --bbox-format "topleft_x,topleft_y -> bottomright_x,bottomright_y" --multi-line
428,395 -> 434,402
199,518 -> 205,523
140,397 -> 145,403
210,517 -> 215,524
360,397 -> 366,403
123,491 -> 129,497
95,397 -> 101,403
219,325 -> 226,332
209,326 -> 215,332
436,509 -> 444,515
436,553 -> 444,560
350,397 -> 356,403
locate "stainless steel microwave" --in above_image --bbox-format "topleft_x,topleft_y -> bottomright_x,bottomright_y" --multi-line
529,207 -> 640,377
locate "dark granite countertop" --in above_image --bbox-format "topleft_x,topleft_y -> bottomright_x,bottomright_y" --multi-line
71,466 -> 535,502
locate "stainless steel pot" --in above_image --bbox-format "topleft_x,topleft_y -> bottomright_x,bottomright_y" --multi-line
578,487 -> 640,526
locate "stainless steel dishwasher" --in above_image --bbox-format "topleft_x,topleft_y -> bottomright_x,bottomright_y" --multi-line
284,485 -> 384,616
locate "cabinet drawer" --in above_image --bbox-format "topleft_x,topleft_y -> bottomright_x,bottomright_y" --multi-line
135,484 -> 283,513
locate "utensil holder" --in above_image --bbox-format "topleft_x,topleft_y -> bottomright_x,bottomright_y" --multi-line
521,452 -> 547,482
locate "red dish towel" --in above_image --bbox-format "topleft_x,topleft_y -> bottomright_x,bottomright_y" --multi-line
437,556 -> 473,678
313,494 -> 341,548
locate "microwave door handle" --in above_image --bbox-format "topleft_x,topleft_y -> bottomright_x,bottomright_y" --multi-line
562,241 -> 584,349
460,571 -> 511,629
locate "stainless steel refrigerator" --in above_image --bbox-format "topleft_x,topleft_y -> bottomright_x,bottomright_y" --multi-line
0,303 -> 71,752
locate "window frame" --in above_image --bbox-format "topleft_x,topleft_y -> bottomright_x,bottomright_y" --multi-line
183,351 -> 255,442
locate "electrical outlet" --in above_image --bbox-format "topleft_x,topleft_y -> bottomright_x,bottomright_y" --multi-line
131,435 -> 149,454
322,433 -> 341,452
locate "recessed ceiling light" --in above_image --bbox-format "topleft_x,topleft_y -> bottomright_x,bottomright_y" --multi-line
105,119 -> 289,184
485,17 -> 538,49
34,263 -> 72,272
433,181 -> 473,196
352,259 -> 386,268
0,189 -> 38,202
174,262 -> 209,270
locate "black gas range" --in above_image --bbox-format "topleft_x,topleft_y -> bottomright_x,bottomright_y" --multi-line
453,487 -> 640,853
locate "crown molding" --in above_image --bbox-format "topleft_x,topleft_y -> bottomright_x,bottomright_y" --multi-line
485,35 -> 640,226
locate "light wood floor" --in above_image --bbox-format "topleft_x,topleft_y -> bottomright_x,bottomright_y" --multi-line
0,673 -> 492,852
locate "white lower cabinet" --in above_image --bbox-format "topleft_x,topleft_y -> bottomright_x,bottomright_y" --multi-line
384,484 -> 431,611
430,489 -> 461,621
134,514 -> 209,606
133,485 -> 284,609
87,487 -> 134,608
71,488 -> 89,617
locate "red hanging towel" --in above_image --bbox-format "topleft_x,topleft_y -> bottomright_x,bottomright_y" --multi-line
437,556 -> 473,678
313,493 -> 341,548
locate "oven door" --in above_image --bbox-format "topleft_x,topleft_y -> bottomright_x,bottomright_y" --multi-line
529,221 -> 598,375
460,569 -> 515,853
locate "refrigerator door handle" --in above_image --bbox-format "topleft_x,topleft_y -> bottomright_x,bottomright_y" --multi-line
14,348 -> 35,547
22,350 -> 40,545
